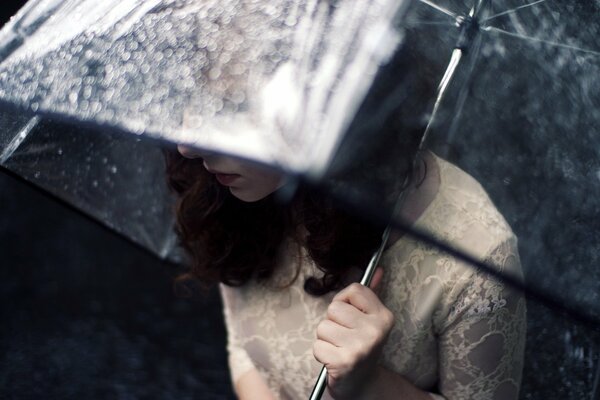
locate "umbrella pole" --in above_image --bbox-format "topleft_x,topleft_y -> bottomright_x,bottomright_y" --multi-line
309,227 -> 391,399
309,3 -> 493,398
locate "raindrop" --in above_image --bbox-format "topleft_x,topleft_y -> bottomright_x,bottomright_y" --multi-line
231,90 -> 246,104
596,169 -> 600,181
31,102 -> 39,112
92,180 -> 98,188
285,15 -> 297,26
110,165 -> 118,174
68,92 -> 78,104
102,157 -> 108,164
82,86 -> 92,100
502,177 -> 511,185
206,41 -> 218,52
57,148 -> 63,156
220,52 -> 232,64
229,63 -> 246,76
208,68 -> 222,80
34,171 -> 41,179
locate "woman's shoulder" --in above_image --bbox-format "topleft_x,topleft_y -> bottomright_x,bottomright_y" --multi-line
415,153 -> 517,262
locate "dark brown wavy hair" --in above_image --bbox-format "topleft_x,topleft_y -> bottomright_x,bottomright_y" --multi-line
164,27 -> 437,296
164,149 -> 390,296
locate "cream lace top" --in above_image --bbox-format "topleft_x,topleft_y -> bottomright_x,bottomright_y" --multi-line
220,156 -> 527,399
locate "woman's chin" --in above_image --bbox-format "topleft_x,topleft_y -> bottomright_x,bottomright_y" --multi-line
229,187 -> 269,203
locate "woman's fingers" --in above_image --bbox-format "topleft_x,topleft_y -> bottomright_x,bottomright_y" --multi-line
316,319 -> 354,347
326,299 -> 365,328
369,267 -> 384,293
332,282 -> 383,315
313,339 -> 350,368
313,268 -> 394,398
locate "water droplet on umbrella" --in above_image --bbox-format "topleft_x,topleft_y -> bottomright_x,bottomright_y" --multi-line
208,68 -> 221,80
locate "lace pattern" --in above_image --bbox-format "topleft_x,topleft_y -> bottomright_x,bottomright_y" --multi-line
220,155 -> 526,399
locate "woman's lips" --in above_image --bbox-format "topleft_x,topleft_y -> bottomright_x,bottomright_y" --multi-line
214,173 -> 241,186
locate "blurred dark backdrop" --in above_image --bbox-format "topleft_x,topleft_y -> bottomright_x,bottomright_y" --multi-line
0,1 -> 598,400
0,4 -> 234,400
0,170 -> 234,399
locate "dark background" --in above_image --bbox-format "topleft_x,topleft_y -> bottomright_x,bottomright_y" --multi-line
0,4 -> 234,399
0,1 -> 599,399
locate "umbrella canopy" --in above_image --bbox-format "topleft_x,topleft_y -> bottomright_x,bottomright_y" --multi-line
0,0 -> 599,324
0,0 -> 411,260
0,0 -> 410,174
1,0 -> 600,397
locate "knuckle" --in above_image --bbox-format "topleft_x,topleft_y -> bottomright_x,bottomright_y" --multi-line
316,321 -> 326,338
348,282 -> 363,294
327,302 -> 340,319
383,309 -> 395,328
313,340 -> 324,359
364,324 -> 379,338
340,351 -> 355,370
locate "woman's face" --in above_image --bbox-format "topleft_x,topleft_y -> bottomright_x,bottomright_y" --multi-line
177,145 -> 286,202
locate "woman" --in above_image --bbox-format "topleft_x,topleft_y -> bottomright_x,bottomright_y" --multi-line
165,143 -> 526,399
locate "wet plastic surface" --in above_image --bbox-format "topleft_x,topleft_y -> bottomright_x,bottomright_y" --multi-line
1,0 -> 599,397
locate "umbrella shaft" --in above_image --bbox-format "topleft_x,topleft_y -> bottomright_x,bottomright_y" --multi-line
309,366 -> 328,400
309,227 -> 391,399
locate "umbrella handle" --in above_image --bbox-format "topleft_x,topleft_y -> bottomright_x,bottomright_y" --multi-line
308,227 -> 391,399
309,366 -> 328,400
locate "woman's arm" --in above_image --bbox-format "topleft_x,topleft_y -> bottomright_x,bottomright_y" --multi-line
313,248 -> 526,400
235,368 -> 277,400
320,365 -> 438,400
313,268 -> 436,400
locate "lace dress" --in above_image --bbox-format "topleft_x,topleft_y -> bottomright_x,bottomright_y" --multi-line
220,155 -> 527,399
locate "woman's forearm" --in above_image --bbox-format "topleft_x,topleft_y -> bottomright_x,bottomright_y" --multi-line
235,368 -> 277,400
324,365 -> 438,400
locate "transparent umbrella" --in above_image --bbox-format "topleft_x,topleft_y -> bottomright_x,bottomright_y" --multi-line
0,0 -> 599,397
0,0 -> 413,262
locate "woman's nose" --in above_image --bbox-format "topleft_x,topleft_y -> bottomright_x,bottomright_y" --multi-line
177,145 -> 205,159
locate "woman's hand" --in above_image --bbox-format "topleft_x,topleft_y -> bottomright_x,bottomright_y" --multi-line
313,268 -> 394,399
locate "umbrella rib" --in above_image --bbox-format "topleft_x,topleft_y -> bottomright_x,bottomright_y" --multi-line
0,116 -> 40,164
482,26 -> 600,56
482,0 -> 549,23
401,19 -> 455,27
416,0 -> 458,19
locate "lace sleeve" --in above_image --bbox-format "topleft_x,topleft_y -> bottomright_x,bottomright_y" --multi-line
436,239 -> 527,399
219,284 -> 256,384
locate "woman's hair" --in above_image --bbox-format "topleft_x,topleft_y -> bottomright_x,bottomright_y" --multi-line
164,150 -> 393,296
165,25 -> 437,296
